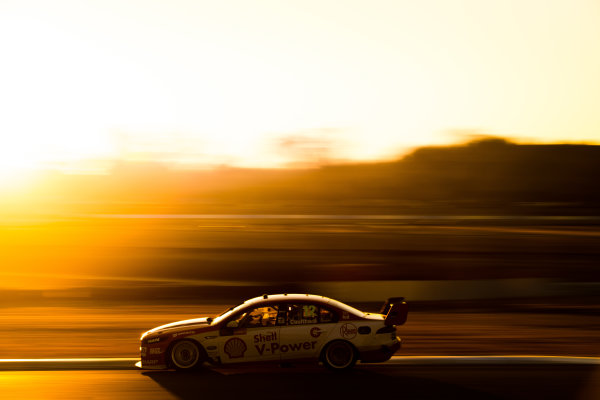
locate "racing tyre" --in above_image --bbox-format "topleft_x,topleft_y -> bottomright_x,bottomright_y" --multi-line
169,340 -> 203,370
322,340 -> 357,371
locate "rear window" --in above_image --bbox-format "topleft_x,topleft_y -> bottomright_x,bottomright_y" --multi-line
326,299 -> 365,318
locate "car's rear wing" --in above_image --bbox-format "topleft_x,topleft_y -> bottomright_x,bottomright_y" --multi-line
380,297 -> 408,326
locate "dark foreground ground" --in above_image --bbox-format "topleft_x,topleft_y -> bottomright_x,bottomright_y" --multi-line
1,362 -> 598,400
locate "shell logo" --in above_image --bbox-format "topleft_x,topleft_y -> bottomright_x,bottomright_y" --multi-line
224,337 -> 247,359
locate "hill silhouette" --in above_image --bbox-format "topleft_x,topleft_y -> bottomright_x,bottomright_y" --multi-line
17,138 -> 600,216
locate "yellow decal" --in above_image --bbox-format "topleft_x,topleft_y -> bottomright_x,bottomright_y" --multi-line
303,305 -> 317,318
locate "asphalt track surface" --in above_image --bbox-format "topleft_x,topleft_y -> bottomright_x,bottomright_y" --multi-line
1,357 -> 598,399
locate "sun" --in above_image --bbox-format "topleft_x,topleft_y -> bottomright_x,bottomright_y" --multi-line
0,134 -> 42,189
0,168 -> 34,193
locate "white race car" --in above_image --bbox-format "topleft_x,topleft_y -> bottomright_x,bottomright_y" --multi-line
139,294 -> 408,371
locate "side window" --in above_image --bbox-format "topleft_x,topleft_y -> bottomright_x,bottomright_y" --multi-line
319,307 -> 335,323
288,304 -> 317,325
283,304 -> 336,325
276,307 -> 287,326
232,306 -> 279,328
249,306 -> 279,328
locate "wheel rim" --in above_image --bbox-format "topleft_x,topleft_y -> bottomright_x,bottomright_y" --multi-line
171,341 -> 200,369
326,341 -> 353,368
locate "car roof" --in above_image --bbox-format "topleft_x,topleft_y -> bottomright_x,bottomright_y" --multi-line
248,293 -> 331,305
211,293 -> 367,325
244,294 -> 366,316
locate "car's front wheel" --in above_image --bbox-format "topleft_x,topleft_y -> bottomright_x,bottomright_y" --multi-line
169,340 -> 203,370
322,340 -> 357,371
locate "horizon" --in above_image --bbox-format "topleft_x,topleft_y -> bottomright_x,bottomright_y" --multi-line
1,136 -> 599,196
2,137 -> 599,220
5,135 -> 600,173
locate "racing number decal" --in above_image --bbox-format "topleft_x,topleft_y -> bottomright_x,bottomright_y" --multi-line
303,305 -> 317,318
224,337 -> 247,358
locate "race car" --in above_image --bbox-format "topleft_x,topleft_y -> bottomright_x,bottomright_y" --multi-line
138,294 -> 407,371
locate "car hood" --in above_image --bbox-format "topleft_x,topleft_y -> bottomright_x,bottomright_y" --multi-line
145,317 -> 211,336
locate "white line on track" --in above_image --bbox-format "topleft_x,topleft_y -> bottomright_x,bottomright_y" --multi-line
386,356 -> 600,365
0,358 -> 139,371
0,358 -> 137,362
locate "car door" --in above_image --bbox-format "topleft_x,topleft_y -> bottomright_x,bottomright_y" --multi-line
217,305 -> 280,364
278,303 -> 338,361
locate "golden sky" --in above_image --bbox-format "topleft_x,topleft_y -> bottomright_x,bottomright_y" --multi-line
1,0 -> 599,174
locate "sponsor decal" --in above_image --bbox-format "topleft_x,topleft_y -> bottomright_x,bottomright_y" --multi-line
290,319 -> 317,325
342,311 -> 350,320
145,359 -> 159,365
340,323 -> 357,339
310,327 -> 323,338
149,347 -> 162,355
224,337 -> 247,359
173,330 -> 195,338
147,337 -> 160,344
255,341 -> 317,356
254,331 -> 277,343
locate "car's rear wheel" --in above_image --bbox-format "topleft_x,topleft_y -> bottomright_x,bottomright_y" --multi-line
170,340 -> 203,370
322,340 -> 357,371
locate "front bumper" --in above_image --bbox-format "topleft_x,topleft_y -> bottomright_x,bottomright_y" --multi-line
140,343 -> 169,369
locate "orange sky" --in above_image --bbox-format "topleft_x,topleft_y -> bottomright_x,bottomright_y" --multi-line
1,0 -> 599,177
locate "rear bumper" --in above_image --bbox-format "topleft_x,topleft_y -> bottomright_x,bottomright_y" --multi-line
359,337 -> 401,363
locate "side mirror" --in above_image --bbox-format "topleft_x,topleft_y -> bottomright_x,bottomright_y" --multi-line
226,321 -> 239,328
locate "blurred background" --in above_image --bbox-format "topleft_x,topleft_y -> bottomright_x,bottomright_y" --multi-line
1,138 -> 599,358
0,0 -> 599,360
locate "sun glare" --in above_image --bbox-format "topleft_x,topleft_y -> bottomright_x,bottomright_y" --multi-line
1,0 -> 599,175
0,135 -> 42,190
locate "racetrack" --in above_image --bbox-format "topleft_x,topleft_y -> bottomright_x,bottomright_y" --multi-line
1,217 -> 599,398
1,218 -> 599,361
0,357 -> 598,400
